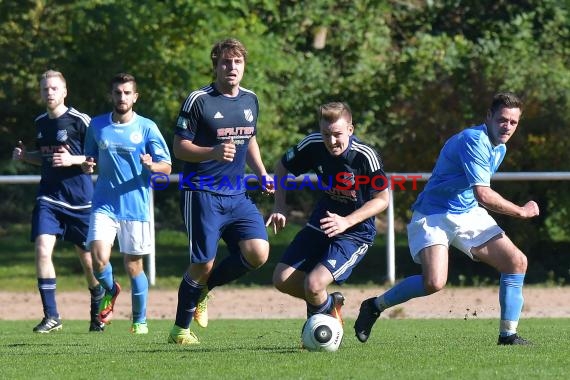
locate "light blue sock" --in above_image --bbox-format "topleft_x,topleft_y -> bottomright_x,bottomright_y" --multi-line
131,272 -> 149,324
378,275 -> 427,310
94,263 -> 114,293
499,273 -> 525,337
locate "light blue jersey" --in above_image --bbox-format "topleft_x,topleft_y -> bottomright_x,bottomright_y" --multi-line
85,112 -> 171,221
412,124 -> 506,214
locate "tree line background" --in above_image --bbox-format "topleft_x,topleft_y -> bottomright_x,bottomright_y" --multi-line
1,0 -> 569,283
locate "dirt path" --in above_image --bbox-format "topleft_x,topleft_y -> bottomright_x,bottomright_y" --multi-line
1,287 -> 568,321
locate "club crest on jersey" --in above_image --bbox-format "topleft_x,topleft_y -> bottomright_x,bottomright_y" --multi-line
177,116 -> 188,129
285,148 -> 295,161
56,129 -> 68,142
243,109 -> 254,122
130,132 -> 143,144
99,140 -> 109,150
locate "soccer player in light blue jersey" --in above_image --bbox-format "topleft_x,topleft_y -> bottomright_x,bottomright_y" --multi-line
354,92 -> 540,345
83,73 -> 172,334
12,70 -> 104,333
168,38 -> 273,345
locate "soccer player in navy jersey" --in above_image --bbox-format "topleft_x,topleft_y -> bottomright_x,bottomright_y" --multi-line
82,73 -> 172,334
354,92 -> 539,345
266,102 -> 390,328
12,70 -> 105,333
168,38 -> 273,345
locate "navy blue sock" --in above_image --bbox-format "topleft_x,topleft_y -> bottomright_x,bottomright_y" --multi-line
89,285 -> 105,320
306,295 -> 332,318
38,278 -> 58,318
174,272 -> 204,329
207,253 -> 255,290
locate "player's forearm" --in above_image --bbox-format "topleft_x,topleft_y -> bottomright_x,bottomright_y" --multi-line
173,136 -> 217,162
246,137 -> 268,178
474,185 -> 525,217
148,161 -> 172,175
22,151 -> 42,166
344,191 -> 390,227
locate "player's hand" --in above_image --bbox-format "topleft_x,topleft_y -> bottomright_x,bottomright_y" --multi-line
260,175 -> 275,195
140,153 -> 154,171
12,141 -> 26,161
320,211 -> 349,237
214,139 -> 236,163
52,144 -> 72,167
265,212 -> 287,234
82,157 -> 96,174
521,200 -> 540,218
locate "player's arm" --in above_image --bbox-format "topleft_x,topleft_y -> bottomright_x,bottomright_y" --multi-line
173,135 -> 235,163
473,185 -> 539,219
265,160 -> 289,233
52,145 -> 87,167
246,136 -> 273,193
140,154 -> 172,175
320,190 -> 389,238
12,141 -> 42,166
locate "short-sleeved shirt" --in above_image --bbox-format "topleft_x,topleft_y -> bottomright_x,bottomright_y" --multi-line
175,84 -> 258,195
85,112 -> 171,222
35,107 -> 93,209
282,133 -> 386,244
412,124 -> 506,215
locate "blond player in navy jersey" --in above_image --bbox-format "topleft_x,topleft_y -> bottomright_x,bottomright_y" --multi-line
169,38 -> 273,345
266,102 -> 390,329
12,70 -> 104,333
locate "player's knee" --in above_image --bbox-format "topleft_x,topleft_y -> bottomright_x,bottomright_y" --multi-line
510,251 -> 528,273
424,278 -> 446,294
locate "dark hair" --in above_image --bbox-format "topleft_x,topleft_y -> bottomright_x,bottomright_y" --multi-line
210,38 -> 248,69
490,92 -> 523,115
110,73 -> 137,92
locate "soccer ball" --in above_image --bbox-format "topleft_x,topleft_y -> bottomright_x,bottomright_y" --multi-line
301,313 -> 343,352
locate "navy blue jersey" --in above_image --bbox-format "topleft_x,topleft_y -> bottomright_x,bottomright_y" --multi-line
282,133 -> 386,244
34,107 -> 93,209
175,84 -> 258,195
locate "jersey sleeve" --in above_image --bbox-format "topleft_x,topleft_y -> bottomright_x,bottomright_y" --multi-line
281,134 -> 318,176
460,130 -> 492,187
146,123 -> 172,164
175,92 -> 203,141
362,146 -> 387,197
84,122 -> 98,158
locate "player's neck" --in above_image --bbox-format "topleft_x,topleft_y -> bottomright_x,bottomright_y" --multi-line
215,81 -> 239,97
112,109 -> 135,124
47,104 -> 68,119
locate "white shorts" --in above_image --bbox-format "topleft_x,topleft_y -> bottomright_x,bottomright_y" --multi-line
86,212 -> 152,255
406,206 -> 504,264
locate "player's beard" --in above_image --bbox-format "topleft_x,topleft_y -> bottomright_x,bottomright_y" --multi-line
114,103 -> 131,115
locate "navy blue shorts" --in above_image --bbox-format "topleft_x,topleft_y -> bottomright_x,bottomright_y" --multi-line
31,199 -> 91,250
280,226 -> 369,284
180,191 -> 268,263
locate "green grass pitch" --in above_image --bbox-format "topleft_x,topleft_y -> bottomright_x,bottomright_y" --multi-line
1,318 -> 568,379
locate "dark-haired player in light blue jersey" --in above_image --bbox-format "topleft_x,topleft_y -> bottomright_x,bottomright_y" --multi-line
12,70 -> 104,333
83,73 -> 172,335
169,38 -> 273,345
266,102 -> 390,329
354,92 -> 539,345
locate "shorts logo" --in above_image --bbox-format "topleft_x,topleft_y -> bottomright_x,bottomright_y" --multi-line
327,259 -> 337,268
130,132 -> 143,144
56,129 -> 68,142
243,109 -> 253,122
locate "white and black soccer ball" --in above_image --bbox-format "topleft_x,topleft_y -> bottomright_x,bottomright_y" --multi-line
301,313 -> 343,352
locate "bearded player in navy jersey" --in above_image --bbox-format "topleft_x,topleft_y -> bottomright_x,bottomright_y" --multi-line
12,70 -> 104,333
169,38 -> 273,345
266,102 -> 390,328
